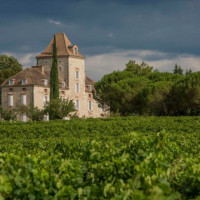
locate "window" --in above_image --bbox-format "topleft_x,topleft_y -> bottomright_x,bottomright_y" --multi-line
9,79 -> 14,85
44,89 -> 48,94
43,79 -> 48,86
73,47 -> 78,55
58,60 -> 61,63
88,85 -> 92,91
59,67 -> 62,71
88,101 -> 92,111
22,79 -> 27,85
21,115 -> 26,122
8,95 -> 13,106
88,94 -> 92,99
9,88 -> 13,93
75,100 -> 80,110
44,115 -> 49,121
75,71 -> 79,79
21,95 -> 26,105
61,82 -> 65,88
75,83 -> 79,93
22,88 -> 26,92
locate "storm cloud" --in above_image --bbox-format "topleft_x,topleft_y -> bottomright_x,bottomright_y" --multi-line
1,0 -> 200,80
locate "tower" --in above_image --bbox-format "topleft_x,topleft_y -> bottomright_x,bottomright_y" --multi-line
36,32 -> 87,115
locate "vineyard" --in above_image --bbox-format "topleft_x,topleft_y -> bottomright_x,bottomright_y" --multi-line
0,117 -> 200,199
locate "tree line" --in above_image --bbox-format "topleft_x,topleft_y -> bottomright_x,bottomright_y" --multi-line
94,60 -> 200,116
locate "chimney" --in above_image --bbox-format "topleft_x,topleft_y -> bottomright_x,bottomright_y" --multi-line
32,66 -> 45,74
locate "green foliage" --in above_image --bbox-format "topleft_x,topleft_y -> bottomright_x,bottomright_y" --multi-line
185,69 -> 192,75
173,64 -> 183,75
125,60 -> 153,75
0,107 -> 17,121
94,60 -> 200,116
0,117 -> 200,199
50,35 -> 59,101
16,105 -> 44,121
44,98 -> 76,120
0,55 -> 23,105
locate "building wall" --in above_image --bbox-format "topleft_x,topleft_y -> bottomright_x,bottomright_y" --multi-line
67,57 -> 85,117
37,56 -> 105,118
37,57 -> 69,83
1,56 -> 106,120
1,86 -> 34,110
33,86 -> 70,109
33,86 -> 49,109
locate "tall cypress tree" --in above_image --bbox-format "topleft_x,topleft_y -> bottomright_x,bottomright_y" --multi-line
50,35 -> 59,100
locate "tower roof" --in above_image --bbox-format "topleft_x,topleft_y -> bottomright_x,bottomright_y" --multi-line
36,32 -> 84,59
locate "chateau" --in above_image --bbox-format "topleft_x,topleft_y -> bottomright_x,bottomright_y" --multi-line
1,33 -> 106,121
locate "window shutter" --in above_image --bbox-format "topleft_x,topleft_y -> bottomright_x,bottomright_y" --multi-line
21,115 -> 26,122
21,95 -> 26,105
8,95 -> 13,106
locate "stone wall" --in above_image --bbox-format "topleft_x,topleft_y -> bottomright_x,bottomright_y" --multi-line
37,55 -> 106,118
1,86 -> 34,110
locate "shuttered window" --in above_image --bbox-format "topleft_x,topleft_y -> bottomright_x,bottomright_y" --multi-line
21,115 -> 26,122
8,95 -> 13,106
21,95 -> 26,105
75,83 -> 79,93
88,101 -> 92,111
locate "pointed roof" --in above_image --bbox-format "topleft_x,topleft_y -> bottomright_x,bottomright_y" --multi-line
36,32 -> 84,59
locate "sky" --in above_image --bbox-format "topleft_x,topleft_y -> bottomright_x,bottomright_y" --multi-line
1,0 -> 200,81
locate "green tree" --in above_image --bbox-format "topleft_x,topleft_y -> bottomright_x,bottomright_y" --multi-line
50,35 -> 59,101
44,98 -> 76,120
173,64 -> 183,75
0,107 -> 17,121
94,70 -> 149,115
125,60 -> 153,76
16,105 -> 44,121
0,55 -> 23,105
185,69 -> 192,75
169,72 -> 200,115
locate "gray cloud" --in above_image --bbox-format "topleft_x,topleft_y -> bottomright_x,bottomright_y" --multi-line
86,50 -> 200,81
1,0 -> 200,81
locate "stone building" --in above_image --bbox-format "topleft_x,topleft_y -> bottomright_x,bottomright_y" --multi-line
0,33 -> 106,121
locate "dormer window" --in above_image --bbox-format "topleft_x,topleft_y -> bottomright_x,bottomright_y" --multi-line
9,79 -> 14,85
22,79 -> 27,85
43,79 -> 48,86
73,46 -> 78,55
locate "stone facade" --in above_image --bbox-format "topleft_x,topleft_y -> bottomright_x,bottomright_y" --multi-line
0,32 -> 106,121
